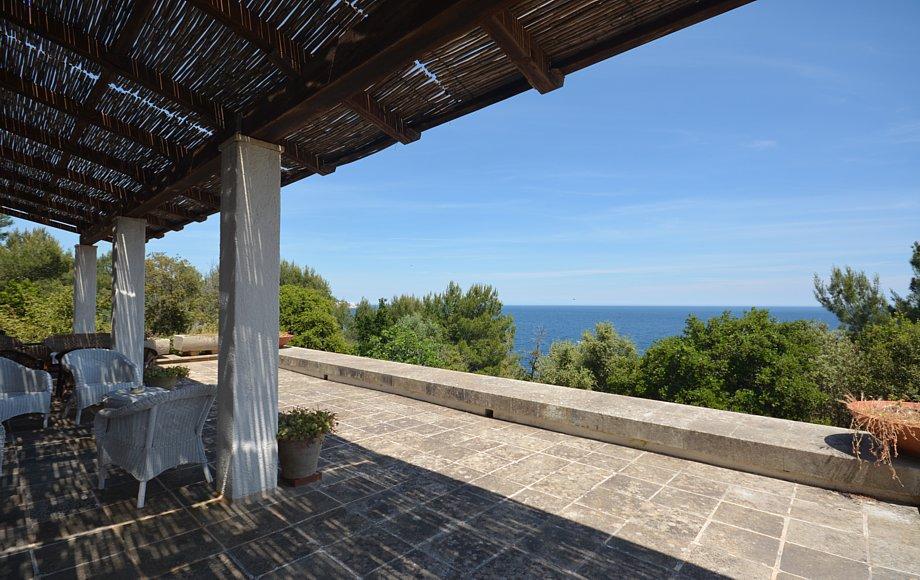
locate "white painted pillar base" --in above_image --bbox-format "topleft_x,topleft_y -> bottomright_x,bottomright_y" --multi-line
112,217 -> 146,371
73,244 -> 97,333
217,134 -> 282,500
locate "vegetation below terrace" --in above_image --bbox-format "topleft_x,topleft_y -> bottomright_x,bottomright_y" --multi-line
1,217 -> 918,428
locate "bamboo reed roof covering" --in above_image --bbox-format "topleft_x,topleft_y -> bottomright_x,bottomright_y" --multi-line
0,0 -> 752,243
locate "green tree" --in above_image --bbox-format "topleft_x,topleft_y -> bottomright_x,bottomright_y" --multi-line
892,242 -> 920,322
280,260 -> 332,296
0,280 -> 73,342
577,322 -> 639,393
813,267 -> 889,334
423,282 -> 517,376
853,315 -> 920,403
352,298 -> 394,355
366,313 -> 461,368
0,228 -> 72,285
279,285 -> 349,353
0,214 -> 12,242
144,253 -> 206,337
535,340 -> 596,390
638,310 -> 830,422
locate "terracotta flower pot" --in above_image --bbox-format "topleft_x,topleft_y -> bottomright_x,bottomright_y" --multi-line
847,400 -> 920,456
278,434 -> 324,480
279,333 -> 294,348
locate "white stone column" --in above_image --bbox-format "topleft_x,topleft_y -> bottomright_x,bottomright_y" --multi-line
217,134 -> 282,500
73,244 -> 97,333
112,216 -> 146,371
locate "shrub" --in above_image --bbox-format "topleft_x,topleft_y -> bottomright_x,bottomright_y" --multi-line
366,314 -> 463,369
535,340 -> 596,390
277,408 -> 337,442
854,315 -> 920,403
144,365 -> 190,380
279,285 -> 350,353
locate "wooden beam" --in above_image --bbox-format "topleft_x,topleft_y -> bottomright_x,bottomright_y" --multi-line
0,69 -> 189,162
0,169 -> 112,212
185,0 -> 307,78
108,0 -> 516,232
558,0 -> 756,74
0,144 -> 134,200
1,187 -> 99,223
0,0 -> 226,128
0,203 -> 82,234
344,93 -> 420,144
481,9 -> 562,94
0,114 -> 152,185
282,142 -> 333,176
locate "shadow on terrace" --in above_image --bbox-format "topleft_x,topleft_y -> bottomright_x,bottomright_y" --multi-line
1,379 -> 730,579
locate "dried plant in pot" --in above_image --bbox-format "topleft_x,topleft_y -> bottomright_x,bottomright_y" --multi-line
277,408 -> 337,481
143,365 -> 190,390
846,395 -> 920,478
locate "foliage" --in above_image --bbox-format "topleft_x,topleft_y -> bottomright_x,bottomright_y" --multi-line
535,340 -> 596,390
535,323 -> 638,393
280,260 -> 332,296
892,242 -> 920,322
144,364 -> 190,379
277,407 -> 337,442
279,285 -> 350,353
145,253 -> 207,337
814,267 -> 889,334
637,310 -> 830,423
0,228 -> 72,285
853,315 -> 920,403
366,313 -> 463,368
0,214 -> 12,242
0,280 -> 73,342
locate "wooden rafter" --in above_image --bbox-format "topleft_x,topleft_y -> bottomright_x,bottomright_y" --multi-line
0,168 -> 111,212
1,186 -> 98,223
0,203 -> 83,234
0,114 -> 152,184
344,93 -> 420,144
481,9 -> 563,94
0,69 -> 189,162
0,144 -> 134,200
0,0 -> 226,128
282,142 -> 334,176
185,0 -> 308,78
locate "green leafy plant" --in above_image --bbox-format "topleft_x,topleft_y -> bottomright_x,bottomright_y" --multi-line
277,408 -> 337,442
144,365 -> 190,380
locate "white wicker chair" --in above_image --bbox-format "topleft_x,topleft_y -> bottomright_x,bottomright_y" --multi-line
0,356 -> 53,428
61,349 -> 141,424
0,423 -> 5,477
94,384 -> 216,508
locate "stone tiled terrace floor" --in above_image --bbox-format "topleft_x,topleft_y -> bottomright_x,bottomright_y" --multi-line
2,361 -> 919,579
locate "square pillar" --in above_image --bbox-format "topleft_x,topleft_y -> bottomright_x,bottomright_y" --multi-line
217,134 -> 282,500
73,244 -> 97,333
112,217 -> 146,371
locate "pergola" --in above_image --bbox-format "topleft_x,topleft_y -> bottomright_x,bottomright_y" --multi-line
0,0 -> 752,500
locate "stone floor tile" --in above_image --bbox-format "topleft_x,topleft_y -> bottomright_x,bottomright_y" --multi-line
471,546 -> 572,579
650,486 -> 720,517
542,443 -> 593,461
467,501 -> 549,545
129,528 -> 224,577
420,524 -> 507,574
484,444 -> 533,463
698,521 -> 781,566
576,486 -> 647,519
667,472 -> 730,499
509,488 -> 571,513
786,518 -> 868,562
380,507 -> 455,546
677,543 -> 774,580
424,485 -> 500,523
868,536 -> 920,576
711,502 -> 786,538
627,501 -> 708,542
297,506 -> 374,547
366,548 -> 462,580
32,528 -> 124,575
794,485 -> 864,512
204,506 -> 288,549
323,527 -> 413,576
263,549 -> 358,579
780,543 -> 870,579
597,473 -> 663,500
158,552 -> 247,579
608,523 -> 691,571
468,474 -> 526,497
454,451 -> 512,474
558,503 -> 626,536
578,451 -> 630,472
43,551 -> 141,580
490,453 -> 570,486
724,485 -> 792,515
790,498 -> 865,534
517,520 -> 608,570
0,550 -> 34,579
619,461 -> 679,485
118,508 -> 201,550
227,526 -> 318,576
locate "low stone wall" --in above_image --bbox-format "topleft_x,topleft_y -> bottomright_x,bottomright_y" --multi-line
279,348 -> 920,505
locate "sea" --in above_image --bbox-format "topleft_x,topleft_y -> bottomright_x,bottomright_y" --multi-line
503,305 -> 839,356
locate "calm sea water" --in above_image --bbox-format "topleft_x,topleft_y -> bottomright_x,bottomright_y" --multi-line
504,305 -> 839,355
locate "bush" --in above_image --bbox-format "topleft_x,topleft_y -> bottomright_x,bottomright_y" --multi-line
854,316 -> 920,403
279,285 -> 350,353
535,341 -> 596,390
638,310 -> 830,423
144,365 -> 190,380
277,408 -> 337,442
535,323 -> 638,393
366,313 -> 463,369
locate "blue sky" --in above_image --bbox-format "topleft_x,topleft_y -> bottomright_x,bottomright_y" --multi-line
12,0 -> 920,305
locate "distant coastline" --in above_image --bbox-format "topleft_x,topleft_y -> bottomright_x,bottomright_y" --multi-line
503,305 -> 839,355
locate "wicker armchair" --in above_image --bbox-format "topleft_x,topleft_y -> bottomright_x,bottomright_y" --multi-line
61,349 -> 141,424
0,423 -> 4,477
95,384 -> 216,508
0,357 -> 53,427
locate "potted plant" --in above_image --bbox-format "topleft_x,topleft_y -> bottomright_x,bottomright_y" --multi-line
846,396 -> 920,477
279,331 -> 294,348
144,365 -> 190,390
277,408 -> 337,482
